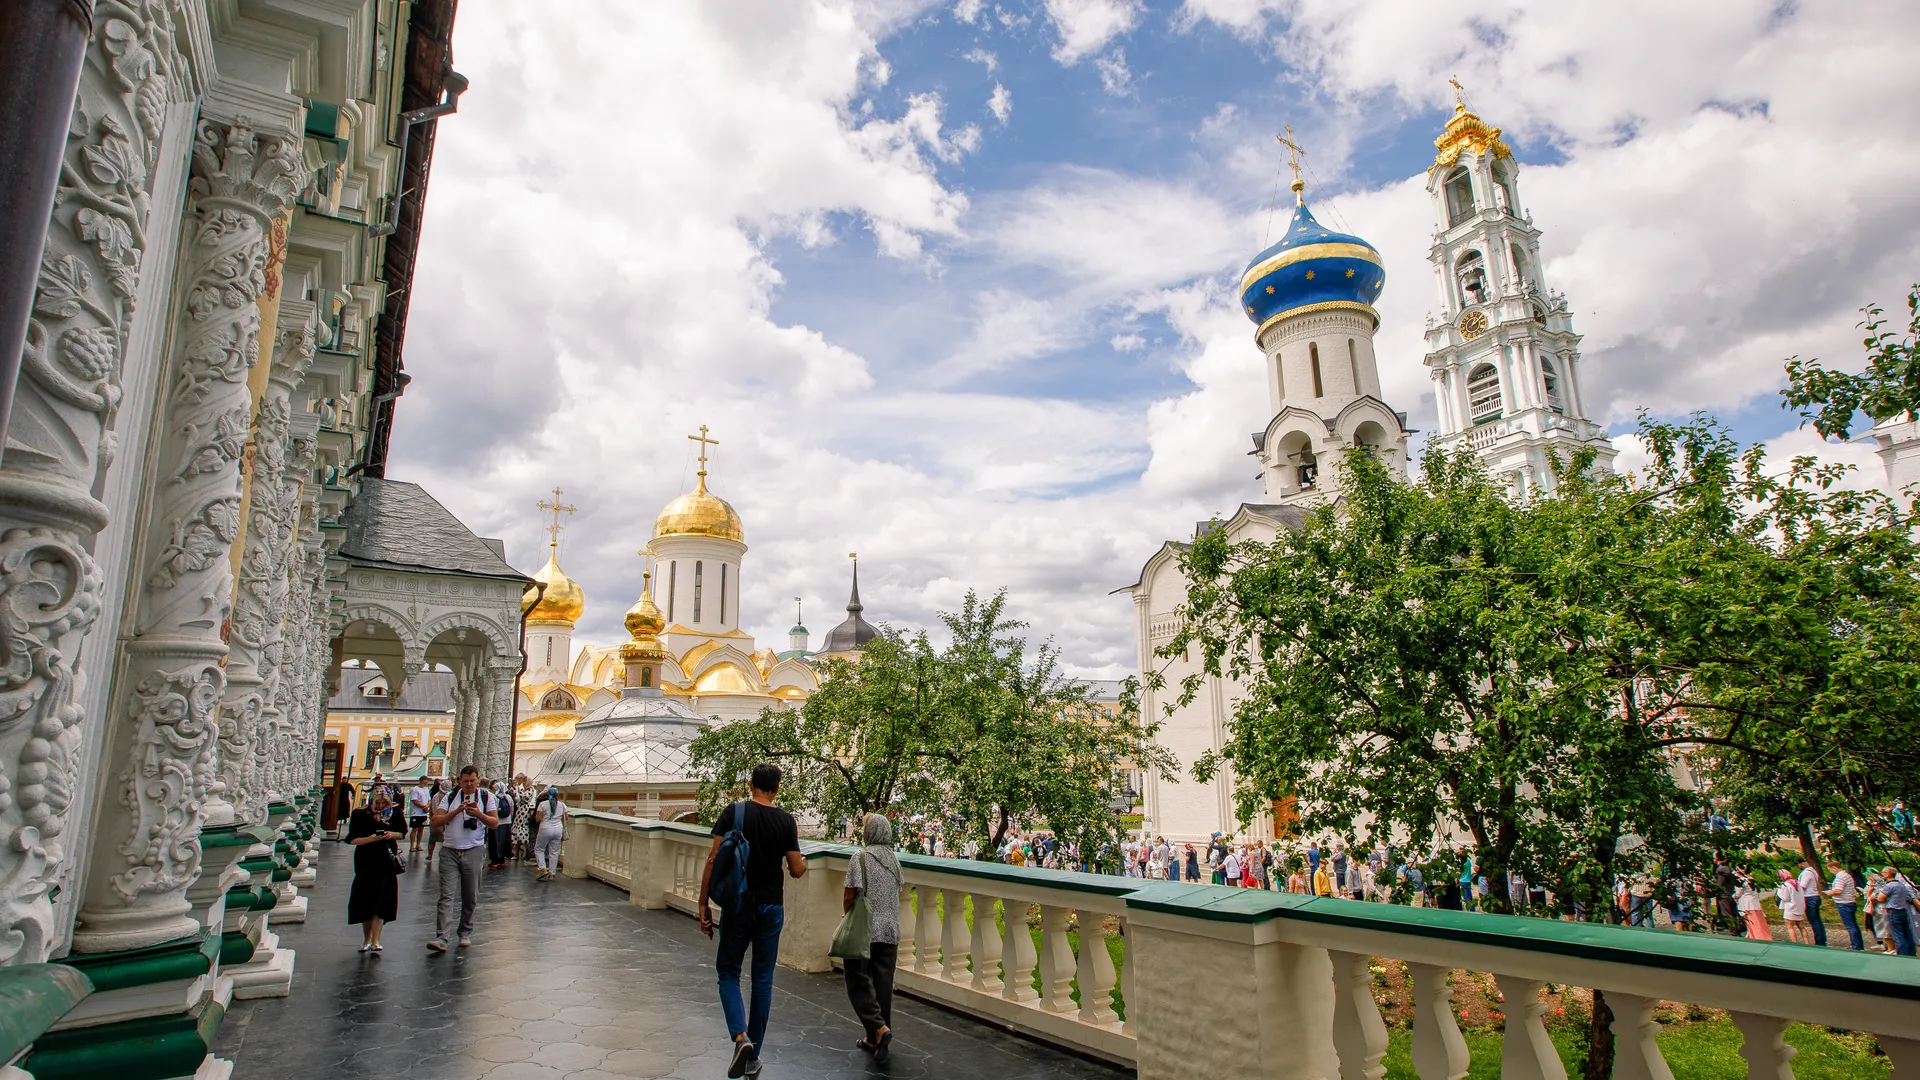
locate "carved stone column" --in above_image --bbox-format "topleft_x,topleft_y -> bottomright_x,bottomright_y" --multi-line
0,2 -> 194,967
68,120 -> 302,954
481,663 -> 520,780
448,677 -> 476,770
270,495 -> 323,801
220,316 -> 315,824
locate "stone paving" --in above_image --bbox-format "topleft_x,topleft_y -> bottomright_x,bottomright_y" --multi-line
217,843 -> 1126,1080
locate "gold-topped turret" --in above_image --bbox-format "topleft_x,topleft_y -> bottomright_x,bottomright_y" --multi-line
621,554 -> 668,690
653,425 -> 744,542
524,487 -> 585,624
1431,76 -> 1511,171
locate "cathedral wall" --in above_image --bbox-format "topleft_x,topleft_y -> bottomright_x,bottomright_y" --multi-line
1259,307 -> 1380,420
654,535 -> 746,635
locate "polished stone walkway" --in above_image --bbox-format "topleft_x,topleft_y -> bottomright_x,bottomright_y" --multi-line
217,843 -> 1125,1080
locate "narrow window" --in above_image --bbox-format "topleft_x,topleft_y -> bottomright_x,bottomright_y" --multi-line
1542,358 -> 1566,415
640,668 -> 652,688
545,638 -> 553,666
1444,167 -> 1474,226
1274,351 -> 1286,399
694,561 -> 704,623
668,562 -> 677,622
1348,339 -> 1361,394
1309,342 -> 1324,397
720,564 -> 728,625
1467,362 -> 1502,422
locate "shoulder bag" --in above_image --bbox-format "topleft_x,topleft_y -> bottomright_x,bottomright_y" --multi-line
830,850 -> 896,960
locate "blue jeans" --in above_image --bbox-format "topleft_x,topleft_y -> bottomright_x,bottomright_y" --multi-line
1890,909 -> 1917,957
1835,901 -> 1863,950
1804,893 -> 1826,946
716,903 -> 785,1048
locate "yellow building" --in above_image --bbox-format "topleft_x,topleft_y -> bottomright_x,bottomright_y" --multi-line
323,663 -> 458,784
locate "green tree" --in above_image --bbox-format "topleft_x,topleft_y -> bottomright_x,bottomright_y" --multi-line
1782,285 -> 1920,441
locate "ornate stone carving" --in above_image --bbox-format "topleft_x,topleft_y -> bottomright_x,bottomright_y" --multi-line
0,0 -> 189,967
71,119 -> 304,954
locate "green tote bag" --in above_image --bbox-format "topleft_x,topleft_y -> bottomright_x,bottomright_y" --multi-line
829,852 -> 878,960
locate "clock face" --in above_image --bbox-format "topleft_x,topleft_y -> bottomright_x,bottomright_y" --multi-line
1458,309 -> 1490,340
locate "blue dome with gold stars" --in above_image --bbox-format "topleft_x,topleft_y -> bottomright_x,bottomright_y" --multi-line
1239,200 -> 1385,329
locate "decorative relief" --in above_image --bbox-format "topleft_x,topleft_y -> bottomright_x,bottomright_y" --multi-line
111,664 -> 223,902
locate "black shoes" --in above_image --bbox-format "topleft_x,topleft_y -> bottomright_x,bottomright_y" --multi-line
727,1038 -> 756,1078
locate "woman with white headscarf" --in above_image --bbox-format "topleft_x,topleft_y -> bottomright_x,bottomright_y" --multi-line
843,812 -> 903,1065
532,785 -> 568,881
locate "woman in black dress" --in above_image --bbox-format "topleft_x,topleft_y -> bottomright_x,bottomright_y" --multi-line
347,788 -> 404,952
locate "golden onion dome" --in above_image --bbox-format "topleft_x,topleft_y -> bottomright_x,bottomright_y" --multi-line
620,573 -> 668,663
654,473 -> 744,543
524,551 -> 586,624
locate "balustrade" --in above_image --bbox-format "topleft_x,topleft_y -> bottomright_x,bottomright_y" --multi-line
561,810 -> 1920,1080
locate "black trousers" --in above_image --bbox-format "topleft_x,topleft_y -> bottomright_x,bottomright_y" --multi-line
843,941 -> 898,1041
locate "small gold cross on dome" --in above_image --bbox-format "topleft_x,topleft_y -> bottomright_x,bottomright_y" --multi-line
1276,125 -> 1308,203
1305,270 -> 1316,280
536,487 -> 577,551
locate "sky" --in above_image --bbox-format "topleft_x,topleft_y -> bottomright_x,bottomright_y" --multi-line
388,0 -> 1920,678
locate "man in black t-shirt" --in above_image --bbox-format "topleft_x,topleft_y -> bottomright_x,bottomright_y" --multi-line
699,764 -> 804,1078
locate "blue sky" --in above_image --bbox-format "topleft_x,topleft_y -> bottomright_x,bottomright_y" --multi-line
390,0 -> 1920,675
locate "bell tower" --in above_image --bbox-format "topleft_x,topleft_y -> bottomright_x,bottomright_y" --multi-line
1423,81 -> 1613,493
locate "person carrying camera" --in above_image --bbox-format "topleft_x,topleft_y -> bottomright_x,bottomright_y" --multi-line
427,765 -> 500,952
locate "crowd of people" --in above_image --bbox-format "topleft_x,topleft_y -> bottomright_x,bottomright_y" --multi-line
327,768 -> 571,954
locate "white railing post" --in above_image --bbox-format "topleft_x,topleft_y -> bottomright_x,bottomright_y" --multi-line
1001,900 -> 1038,1003
1330,951 -> 1388,1080
970,893 -> 1004,993
941,888 -> 971,982
1076,913 -> 1119,1025
1730,1012 -> 1797,1080
913,885 -> 943,973
1118,917 -> 1134,1037
1037,905 -> 1077,1013
1407,963 -> 1470,1080
1605,992 -> 1675,1080
1492,975 -> 1566,1080
895,881 -> 915,963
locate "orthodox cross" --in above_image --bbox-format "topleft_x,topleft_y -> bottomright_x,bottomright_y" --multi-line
687,425 -> 719,478
537,487 -> 575,551
1276,126 -> 1307,202
1449,75 -> 1468,107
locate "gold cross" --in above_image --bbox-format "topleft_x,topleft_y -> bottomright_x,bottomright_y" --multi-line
1276,126 -> 1307,203
1449,75 -> 1467,108
536,487 -> 576,551
687,425 -> 719,477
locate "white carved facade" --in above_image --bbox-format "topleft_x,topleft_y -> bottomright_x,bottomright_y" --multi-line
0,1 -> 516,1076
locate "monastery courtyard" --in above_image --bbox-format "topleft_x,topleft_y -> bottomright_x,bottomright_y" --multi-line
214,843 -> 1118,1080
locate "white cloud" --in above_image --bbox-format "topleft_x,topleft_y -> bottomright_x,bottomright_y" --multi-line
1094,50 -> 1133,95
953,0 -> 983,23
963,47 -> 997,71
1111,332 -> 1146,352
988,82 -> 1013,123
1045,0 -> 1142,64
983,167 -> 1244,294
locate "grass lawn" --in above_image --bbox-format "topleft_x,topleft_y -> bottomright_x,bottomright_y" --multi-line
1380,1022 -> 1890,1080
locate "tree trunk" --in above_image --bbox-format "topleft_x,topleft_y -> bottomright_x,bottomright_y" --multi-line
1797,822 -> 1824,876
1584,988 -> 1615,1080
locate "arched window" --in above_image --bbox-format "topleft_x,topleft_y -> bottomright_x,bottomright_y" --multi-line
719,564 -> 728,625
1348,339 -> 1361,394
640,668 -> 652,688
1274,352 -> 1286,400
668,562 -> 677,623
1444,167 -> 1474,226
1493,162 -> 1519,217
693,561 -> 704,622
1309,342 -> 1324,397
1455,250 -> 1487,308
1467,362 -> 1503,422
1510,242 -> 1534,294
1297,447 -> 1319,489
1542,358 -> 1566,415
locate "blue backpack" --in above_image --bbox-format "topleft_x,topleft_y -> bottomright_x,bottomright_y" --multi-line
709,801 -> 753,919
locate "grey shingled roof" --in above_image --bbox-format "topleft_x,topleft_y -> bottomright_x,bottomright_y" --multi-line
329,664 -> 457,713
338,478 -> 530,582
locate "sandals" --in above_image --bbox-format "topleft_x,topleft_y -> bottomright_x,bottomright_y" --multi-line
873,1029 -> 892,1065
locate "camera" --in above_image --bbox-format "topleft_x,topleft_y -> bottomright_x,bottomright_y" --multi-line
461,796 -> 482,829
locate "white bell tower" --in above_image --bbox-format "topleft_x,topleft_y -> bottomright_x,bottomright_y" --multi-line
1423,82 -> 1614,494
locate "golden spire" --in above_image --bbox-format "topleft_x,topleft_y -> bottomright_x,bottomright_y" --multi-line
1277,126 -> 1307,204
1431,77 -> 1511,171
537,486 -> 576,552
687,424 -> 719,493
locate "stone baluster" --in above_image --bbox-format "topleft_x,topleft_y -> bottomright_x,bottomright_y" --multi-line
968,893 -> 1003,993
893,880 -> 914,962
1036,905 -> 1076,1013
940,888 -> 970,982
1074,911 -> 1118,1025
0,0 -> 196,966
70,120 -> 304,955
1605,992 -> 1674,1080
1876,1037 -> 1919,1079
1118,917 -> 1134,1036
1331,951 -> 1389,1080
1494,975 -> 1566,1080
912,884 -> 942,973
999,900 -> 1037,1003
1729,1013 -> 1797,1080
1407,963 -> 1469,1080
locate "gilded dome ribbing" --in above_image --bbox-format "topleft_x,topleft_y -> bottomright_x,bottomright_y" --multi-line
525,552 -> 586,624
653,473 -> 744,543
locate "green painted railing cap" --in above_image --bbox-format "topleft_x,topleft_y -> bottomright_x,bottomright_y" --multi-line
198,824 -> 259,850
223,885 -> 278,912
59,928 -> 217,994
236,856 -> 275,873
0,964 -> 91,1066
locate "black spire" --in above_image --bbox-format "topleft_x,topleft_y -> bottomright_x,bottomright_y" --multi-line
821,553 -> 877,654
